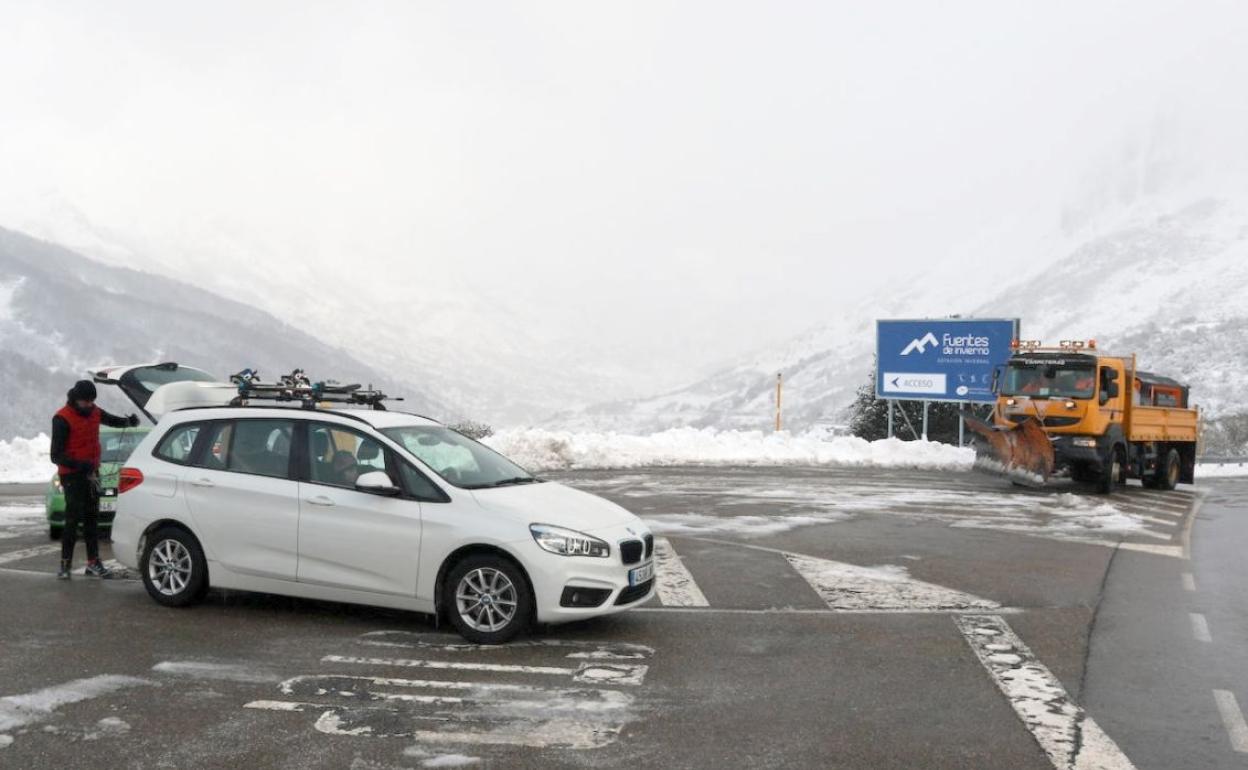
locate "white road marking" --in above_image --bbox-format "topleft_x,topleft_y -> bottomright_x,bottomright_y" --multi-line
321,655 -> 649,686
955,615 -> 1136,770
1190,613 -> 1213,643
652,537 -> 709,607
1182,572 -> 1196,592
357,631 -> 654,660
0,544 -> 60,566
785,552 -> 999,611
1213,690 -> 1248,753
1133,514 -> 1179,528
631,605 -> 1023,615
1117,542 -> 1184,559
0,675 -> 153,732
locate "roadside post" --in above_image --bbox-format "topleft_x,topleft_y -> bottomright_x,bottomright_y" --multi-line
921,400 -> 929,441
886,399 -> 894,438
775,373 -> 783,433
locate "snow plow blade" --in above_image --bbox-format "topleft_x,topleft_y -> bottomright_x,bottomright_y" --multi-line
963,413 -> 1055,486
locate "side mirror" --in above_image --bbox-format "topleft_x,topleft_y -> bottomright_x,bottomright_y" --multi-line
1099,390 -> 1110,406
1105,382 -> 1119,398
355,470 -> 401,496
991,365 -> 1003,394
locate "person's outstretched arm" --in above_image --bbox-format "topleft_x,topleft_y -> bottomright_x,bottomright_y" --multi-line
99,409 -> 140,429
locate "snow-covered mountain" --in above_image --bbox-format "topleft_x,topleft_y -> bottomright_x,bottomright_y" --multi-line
0,227 -> 453,440
557,193 -> 1248,431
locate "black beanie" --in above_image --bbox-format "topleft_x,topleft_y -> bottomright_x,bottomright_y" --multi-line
68,380 -> 98,402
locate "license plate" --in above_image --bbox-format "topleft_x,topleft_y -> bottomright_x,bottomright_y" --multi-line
99,499 -> 117,513
628,561 -> 654,586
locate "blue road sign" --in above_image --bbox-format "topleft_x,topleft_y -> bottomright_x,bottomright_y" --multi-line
875,318 -> 1019,403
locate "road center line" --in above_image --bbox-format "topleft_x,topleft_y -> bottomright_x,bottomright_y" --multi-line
652,537 -> 709,607
955,615 -> 1136,770
1190,613 -> 1212,643
1213,690 -> 1248,753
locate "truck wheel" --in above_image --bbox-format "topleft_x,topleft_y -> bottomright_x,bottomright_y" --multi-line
1095,447 -> 1124,494
1156,449 -> 1181,491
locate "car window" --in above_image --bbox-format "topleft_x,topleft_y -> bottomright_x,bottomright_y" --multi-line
195,422 -> 233,470
381,425 -> 536,489
228,420 -> 293,479
102,431 -> 148,464
154,424 -> 201,464
307,423 -> 390,489
397,460 -> 446,502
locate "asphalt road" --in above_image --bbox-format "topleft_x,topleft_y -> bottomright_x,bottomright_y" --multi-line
0,468 -> 1243,769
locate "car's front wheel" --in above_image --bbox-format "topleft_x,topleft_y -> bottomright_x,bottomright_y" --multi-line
141,527 -> 207,607
445,555 -> 532,644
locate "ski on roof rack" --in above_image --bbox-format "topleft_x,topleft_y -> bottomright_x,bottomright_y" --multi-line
227,368 -> 401,411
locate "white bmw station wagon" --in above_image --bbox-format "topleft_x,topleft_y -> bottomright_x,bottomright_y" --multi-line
112,402 -> 655,643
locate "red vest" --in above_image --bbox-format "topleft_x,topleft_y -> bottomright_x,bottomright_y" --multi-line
55,404 -> 102,476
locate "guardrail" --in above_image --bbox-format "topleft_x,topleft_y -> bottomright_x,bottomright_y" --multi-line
1198,456 -> 1248,465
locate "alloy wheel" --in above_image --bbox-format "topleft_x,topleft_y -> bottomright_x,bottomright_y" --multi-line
455,567 -> 518,632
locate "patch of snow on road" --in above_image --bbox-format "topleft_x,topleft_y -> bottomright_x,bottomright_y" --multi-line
0,434 -> 54,484
644,511 -> 848,537
0,504 -> 45,539
0,733 -> 12,748
486,428 -> 974,472
421,754 -> 481,767
0,675 -> 152,732
152,661 -> 283,683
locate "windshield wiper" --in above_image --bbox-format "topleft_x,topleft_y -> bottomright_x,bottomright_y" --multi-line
469,476 -> 543,489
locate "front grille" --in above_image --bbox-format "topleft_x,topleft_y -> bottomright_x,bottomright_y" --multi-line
1042,416 -> 1081,427
643,533 -> 654,559
615,579 -> 654,605
619,540 -> 643,565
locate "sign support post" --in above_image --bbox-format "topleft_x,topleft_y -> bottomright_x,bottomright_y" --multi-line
886,399 -> 894,438
921,400 -> 929,441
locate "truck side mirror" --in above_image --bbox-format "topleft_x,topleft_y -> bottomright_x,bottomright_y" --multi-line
991,365 -> 1003,394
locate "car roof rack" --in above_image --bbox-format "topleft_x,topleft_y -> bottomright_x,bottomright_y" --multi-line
228,368 -> 402,411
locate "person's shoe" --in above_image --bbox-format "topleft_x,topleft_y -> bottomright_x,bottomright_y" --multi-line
83,560 -> 113,579
57,559 -> 72,580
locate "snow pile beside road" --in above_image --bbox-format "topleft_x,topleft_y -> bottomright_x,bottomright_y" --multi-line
0,434 -> 54,483
484,428 -> 974,472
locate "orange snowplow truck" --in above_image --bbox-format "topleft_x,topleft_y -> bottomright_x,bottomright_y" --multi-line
965,340 -> 1199,493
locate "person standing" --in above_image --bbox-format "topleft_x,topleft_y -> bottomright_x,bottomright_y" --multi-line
50,380 -> 139,579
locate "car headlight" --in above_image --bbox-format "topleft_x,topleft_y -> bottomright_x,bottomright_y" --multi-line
530,524 -> 610,558
1071,437 -> 1097,448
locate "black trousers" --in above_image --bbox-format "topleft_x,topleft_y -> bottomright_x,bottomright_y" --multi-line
60,473 -> 100,562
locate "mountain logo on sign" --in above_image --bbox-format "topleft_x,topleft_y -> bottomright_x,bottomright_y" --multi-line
900,332 -> 939,356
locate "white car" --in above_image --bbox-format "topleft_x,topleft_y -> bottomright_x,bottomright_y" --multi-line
112,404 -> 656,643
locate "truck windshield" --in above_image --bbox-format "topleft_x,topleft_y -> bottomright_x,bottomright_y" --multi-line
1001,363 -> 1096,399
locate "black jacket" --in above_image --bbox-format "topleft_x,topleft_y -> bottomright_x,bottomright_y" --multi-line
50,407 -> 132,476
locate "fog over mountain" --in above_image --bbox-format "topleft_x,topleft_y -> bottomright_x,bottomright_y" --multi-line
0,228 -> 451,439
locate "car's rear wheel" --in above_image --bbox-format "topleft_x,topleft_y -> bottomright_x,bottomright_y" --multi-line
141,527 -> 207,607
445,555 -> 532,644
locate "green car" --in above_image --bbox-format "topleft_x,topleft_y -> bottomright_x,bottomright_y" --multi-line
46,426 -> 152,540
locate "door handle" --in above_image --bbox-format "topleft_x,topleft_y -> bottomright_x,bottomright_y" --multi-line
189,478 -> 215,488
306,495 -> 335,507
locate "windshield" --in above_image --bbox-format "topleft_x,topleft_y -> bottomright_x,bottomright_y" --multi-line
381,425 -> 539,489
1001,361 -> 1096,399
100,429 -> 149,464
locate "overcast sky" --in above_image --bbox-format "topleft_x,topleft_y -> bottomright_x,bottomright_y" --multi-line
2,1 -> 1246,386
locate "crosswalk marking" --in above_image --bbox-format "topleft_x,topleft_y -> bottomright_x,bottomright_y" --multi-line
652,537 -> 709,607
956,615 -> 1136,770
785,552 -> 999,611
241,633 -> 652,750
321,654 -> 649,686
